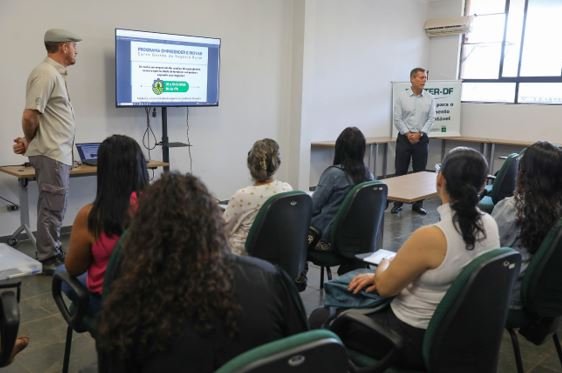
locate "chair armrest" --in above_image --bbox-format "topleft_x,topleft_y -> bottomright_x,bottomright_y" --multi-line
51,271 -> 90,330
0,291 -> 19,367
330,310 -> 403,373
0,282 -> 22,302
486,174 -> 496,183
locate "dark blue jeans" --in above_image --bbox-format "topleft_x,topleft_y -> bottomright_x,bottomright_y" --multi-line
55,265 -> 102,315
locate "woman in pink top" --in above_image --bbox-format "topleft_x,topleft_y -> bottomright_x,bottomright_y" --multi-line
63,135 -> 148,312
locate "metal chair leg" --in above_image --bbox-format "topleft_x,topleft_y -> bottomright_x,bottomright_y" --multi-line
320,266 -> 325,289
62,325 -> 73,373
508,328 -> 524,373
553,332 -> 562,369
326,266 -> 333,281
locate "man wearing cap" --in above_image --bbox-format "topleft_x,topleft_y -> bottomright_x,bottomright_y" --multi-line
13,28 -> 81,273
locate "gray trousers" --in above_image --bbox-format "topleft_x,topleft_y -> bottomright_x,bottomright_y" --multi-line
29,155 -> 70,261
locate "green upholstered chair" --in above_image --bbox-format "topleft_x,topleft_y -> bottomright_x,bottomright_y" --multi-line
246,191 -> 312,286
478,152 -> 519,213
506,218 -> 562,373
308,181 -> 387,288
215,329 -> 349,373
330,248 -> 521,373
51,236 -> 124,373
0,290 -> 20,367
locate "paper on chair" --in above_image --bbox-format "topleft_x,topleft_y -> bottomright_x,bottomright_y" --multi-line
359,249 -> 396,265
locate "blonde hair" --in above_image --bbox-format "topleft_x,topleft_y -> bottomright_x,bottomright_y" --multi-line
247,138 -> 281,182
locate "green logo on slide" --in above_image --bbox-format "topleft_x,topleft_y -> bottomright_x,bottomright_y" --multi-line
152,79 -> 189,95
152,79 -> 164,95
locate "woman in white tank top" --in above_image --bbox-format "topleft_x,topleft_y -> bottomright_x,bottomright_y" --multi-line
346,147 -> 500,369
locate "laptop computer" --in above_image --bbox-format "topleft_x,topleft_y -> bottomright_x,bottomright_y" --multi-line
76,142 -> 101,166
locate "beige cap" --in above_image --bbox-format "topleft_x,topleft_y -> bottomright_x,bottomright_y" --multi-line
44,28 -> 82,43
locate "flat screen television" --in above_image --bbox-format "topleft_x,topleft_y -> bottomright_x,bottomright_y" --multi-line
115,28 -> 221,107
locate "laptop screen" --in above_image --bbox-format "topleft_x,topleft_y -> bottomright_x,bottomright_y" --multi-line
76,143 -> 101,163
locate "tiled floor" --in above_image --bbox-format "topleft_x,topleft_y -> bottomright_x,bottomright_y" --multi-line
2,196 -> 561,372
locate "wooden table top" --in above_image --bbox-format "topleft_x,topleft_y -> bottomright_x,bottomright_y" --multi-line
0,160 -> 168,179
382,171 -> 438,203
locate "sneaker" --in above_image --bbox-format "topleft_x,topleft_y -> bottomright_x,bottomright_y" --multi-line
390,205 -> 402,214
313,240 -> 332,252
412,207 -> 428,216
294,273 -> 308,292
40,256 -> 64,276
55,246 -> 66,261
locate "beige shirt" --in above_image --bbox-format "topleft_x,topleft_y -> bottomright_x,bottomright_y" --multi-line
25,57 -> 76,165
224,180 -> 293,256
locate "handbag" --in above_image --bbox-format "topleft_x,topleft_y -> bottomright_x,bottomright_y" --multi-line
324,268 -> 390,309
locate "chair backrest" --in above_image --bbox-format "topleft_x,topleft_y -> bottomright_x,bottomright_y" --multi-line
521,218 -> 562,317
0,291 -> 19,367
330,181 -> 387,258
490,152 -> 519,204
246,191 -> 312,279
215,329 -> 349,373
423,248 -> 521,373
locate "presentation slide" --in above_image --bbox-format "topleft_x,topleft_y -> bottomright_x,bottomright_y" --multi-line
115,29 -> 220,107
130,41 -> 208,104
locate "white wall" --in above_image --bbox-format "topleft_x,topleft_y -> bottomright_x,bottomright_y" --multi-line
427,0 -> 562,147
302,0 -> 431,188
0,0 -> 299,236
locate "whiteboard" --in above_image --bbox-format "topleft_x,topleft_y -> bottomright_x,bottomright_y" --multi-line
391,80 -> 462,138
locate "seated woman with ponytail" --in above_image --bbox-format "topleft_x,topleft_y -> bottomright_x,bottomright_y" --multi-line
345,147 -> 500,370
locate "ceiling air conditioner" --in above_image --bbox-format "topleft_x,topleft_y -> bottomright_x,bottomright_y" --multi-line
424,16 -> 473,37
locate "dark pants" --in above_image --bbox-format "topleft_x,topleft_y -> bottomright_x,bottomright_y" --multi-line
393,133 -> 429,209
55,265 -> 102,315
344,307 -> 426,370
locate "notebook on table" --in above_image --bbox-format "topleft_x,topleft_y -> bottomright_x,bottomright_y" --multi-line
76,142 -> 101,166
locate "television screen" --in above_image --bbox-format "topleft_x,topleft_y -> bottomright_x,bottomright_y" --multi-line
115,28 -> 221,107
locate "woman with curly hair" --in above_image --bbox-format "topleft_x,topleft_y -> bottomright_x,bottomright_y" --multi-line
492,141 -> 562,308
97,173 -> 307,372
62,134 -> 148,313
224,138 -> 292,255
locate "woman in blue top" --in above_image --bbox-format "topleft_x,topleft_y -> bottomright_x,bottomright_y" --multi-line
309,127 -> 373,272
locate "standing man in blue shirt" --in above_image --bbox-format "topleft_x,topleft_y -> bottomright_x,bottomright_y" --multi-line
391,67 -> 436,215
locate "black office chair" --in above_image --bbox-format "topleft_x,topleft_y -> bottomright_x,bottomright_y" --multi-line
478,152 -> 519,213
246,191 -> 312,288
0,290 -> 20,367
330,248 -> 521,373
215,329 -> 349,373
308,181 -> 387,288
52,237 -> 124,373
506,218 -> 562,373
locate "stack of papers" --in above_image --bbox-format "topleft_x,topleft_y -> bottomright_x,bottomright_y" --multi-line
0,243 -> 42,280
357,249 -> 396,265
